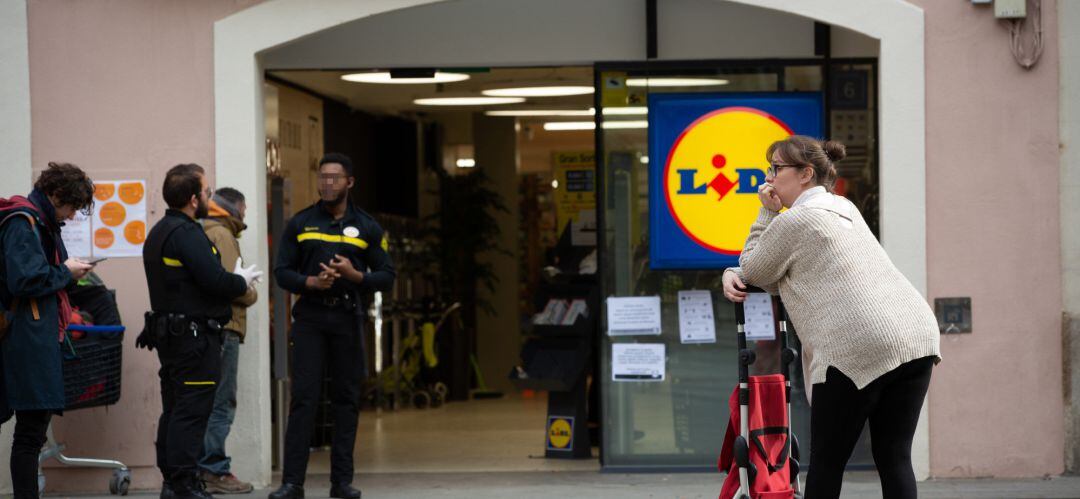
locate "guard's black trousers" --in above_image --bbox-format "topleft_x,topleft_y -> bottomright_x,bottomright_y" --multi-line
804,356 -> 935,499
156,328 -> 222,482
281,307 -> 365,486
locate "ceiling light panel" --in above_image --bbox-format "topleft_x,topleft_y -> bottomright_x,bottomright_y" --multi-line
341,72 -> 470,84
625,77 -> 728,87
482,86 -> 594,97
414,97 -> 525,106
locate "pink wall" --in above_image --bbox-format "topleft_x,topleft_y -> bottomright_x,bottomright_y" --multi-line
23,0 -> 1068,489
912,0 -> 1064,477
27,0 -> 262,491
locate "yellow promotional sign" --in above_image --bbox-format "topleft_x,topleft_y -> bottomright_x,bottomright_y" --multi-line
553,151 -> 596,246
601,72 -> 628,108
663,107 -> 792,254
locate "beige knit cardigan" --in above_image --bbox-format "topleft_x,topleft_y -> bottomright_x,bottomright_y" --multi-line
729,194 -> 940,390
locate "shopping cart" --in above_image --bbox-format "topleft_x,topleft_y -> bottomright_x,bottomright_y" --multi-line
38,324 -> 131,495
718,288 -> 802,499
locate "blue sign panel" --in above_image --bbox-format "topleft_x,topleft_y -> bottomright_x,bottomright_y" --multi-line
648,93 -> 823,270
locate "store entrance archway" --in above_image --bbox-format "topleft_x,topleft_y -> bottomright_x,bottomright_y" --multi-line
214,0 -> 927,487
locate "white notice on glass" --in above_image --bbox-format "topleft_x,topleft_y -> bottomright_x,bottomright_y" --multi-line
606,296 -> 662,336
612,343 -> 665,382
678,290 -> 716,344
743,293 -> 777,341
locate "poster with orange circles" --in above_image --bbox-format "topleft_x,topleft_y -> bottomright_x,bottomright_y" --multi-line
61,180 -> 147,258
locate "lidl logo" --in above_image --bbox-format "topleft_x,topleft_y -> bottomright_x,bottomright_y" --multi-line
664,107 -> 793,255
649,93 -> 822,269
547,416 -> 574,450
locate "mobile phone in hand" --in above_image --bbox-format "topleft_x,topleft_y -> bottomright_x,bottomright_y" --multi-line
87,257 -> 108,265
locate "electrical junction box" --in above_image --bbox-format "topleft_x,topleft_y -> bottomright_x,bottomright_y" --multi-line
994,0 -> 1027,18
934,297 -> 972,334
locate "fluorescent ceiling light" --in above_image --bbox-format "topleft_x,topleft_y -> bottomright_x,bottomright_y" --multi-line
625,77 -> 728,87
489,107 -> 647,117
544,122 -> 595,131
542,120 -> 649,131
456,158 -> 476,168
485,109 -> 593,117
341,71 -> 470,84
603,120 -> 648,129
602,106 -> 648,116
414,97 -> 525,106
482,86 -> 594,97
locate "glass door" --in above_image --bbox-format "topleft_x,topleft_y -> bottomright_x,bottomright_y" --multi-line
594,59 -> 878,470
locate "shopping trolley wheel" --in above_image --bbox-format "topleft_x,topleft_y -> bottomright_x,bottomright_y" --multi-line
412,390 -> 431,409
109,469 -> 131,495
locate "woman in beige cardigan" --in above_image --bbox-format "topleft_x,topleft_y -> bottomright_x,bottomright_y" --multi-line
722,136 -> 940,499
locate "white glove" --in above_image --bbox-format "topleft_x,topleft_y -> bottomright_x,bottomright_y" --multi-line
233,257 -> 264,288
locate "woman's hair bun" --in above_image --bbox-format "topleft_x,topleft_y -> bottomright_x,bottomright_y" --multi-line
823,140 -> 846,162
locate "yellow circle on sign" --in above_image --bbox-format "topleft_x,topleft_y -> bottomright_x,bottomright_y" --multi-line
663,107 -> 792,254
548,418 -> 572,449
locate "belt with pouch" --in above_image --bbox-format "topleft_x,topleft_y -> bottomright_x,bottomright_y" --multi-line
139,312 -> 223,351
150,312 -> 224,338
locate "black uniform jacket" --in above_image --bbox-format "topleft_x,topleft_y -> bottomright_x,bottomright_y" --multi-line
143,209 -> 247,323
273,201 -> 395,304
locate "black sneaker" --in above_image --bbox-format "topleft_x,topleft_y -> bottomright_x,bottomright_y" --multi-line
268,483 -> 304,499
329,483 -> 361,499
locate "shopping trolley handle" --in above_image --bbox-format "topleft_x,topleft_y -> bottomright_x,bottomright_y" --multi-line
732,286 -> 767,324
732,288 -> 789,325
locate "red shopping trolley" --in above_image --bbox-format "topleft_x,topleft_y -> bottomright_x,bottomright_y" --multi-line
718,288 -> 802,499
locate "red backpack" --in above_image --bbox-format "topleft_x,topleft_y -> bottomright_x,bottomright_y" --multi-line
718,374 -> 796,499
0,196 -> 70,341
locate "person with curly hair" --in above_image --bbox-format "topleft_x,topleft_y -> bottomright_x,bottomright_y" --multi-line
0,162 -> 96,498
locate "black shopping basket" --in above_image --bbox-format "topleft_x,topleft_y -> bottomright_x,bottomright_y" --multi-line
38,324 -> 131,495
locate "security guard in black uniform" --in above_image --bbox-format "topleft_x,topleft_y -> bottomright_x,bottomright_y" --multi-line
269,153 -> 395,499
138,164 -> 262,499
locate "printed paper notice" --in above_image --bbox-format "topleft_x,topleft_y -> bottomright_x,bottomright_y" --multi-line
743,293 -> 776,341
612,343 -> 665,382
60,211 -> 93,258
678,290 -> 716,344
91,180 -> 147,258
606,296 -> 661,336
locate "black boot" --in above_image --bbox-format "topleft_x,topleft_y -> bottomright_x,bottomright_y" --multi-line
329,483 -> 362,499
268,483 -> 304,499
171,471 -> 214,499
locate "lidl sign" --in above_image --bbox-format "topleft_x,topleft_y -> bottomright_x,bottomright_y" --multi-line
546,416 -> 574,451
648,93 -> 823,269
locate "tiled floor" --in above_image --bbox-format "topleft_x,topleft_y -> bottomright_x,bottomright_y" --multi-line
308,393 -> 598,474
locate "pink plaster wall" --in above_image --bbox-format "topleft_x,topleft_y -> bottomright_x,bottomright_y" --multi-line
27,0 -> 262,491
23,0 -> 1068,490
912,0 -> 1064,477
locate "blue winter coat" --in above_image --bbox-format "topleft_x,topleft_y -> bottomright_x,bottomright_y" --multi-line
0,191 -> 71,415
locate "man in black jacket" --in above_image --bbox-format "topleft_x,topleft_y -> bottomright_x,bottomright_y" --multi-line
140,164 -> 262,499
269,153 -> 395,499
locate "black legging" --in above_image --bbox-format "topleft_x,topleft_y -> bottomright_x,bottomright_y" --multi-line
804,356 -> 934,499
9,410 -> 52,499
